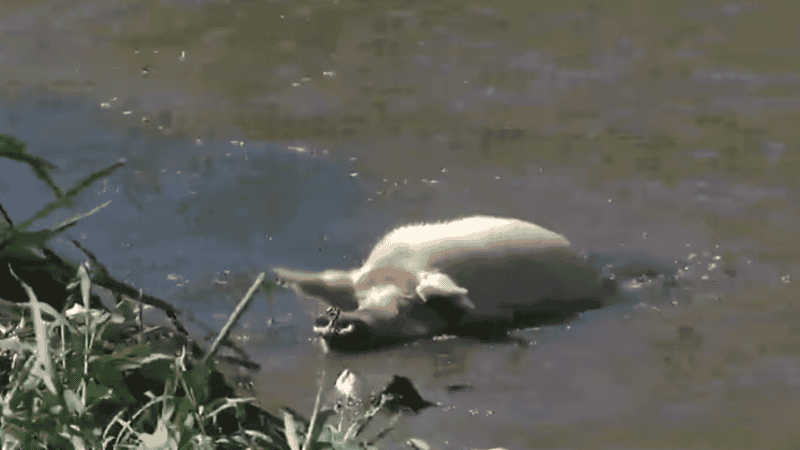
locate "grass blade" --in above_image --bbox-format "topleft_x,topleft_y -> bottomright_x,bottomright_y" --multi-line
7,265 -> 57,395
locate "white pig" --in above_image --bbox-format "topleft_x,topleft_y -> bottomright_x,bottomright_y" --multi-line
274,215 -> 612,353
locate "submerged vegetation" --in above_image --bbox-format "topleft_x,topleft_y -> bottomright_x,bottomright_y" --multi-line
0,134 -> 430,449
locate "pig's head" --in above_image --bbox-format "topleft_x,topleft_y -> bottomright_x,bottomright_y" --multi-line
274,266 -> 474,353
312,303 -> 455,353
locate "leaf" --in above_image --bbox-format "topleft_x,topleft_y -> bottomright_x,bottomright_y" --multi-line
18,298 -> 75,331
9,266 -> 57,395
17,159 -> 124,231
0,336 -> 36,353
87,378 -> 136,405
119,353 -> 174,372
88,357 -> 127,385
65,303 -> 110,326
64,162 -> 126,199
68,434 -> 88,450
0,228 -> 64,261
54,200 -> 113,235
108,342 -> 157,361
406,438 -> 431,450
0,134 -> 62,199
202,396 -> 255,424
79,261 -> 92,310
136,408 -> 179,450
183,364 -> 214,405
282,409 -> 302,450
64,388 -> 87,416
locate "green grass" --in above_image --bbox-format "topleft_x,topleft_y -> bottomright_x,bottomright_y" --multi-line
0,266 -> 407,449
0,132 -> 427,450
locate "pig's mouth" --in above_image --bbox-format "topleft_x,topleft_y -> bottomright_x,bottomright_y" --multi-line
312,307 -> 364,353
312,307 -> 356,336
314,306 -> 356,337
313,322 -> 355,335
311,307 -> 414,354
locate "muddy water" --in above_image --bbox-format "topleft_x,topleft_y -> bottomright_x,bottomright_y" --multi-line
2,0 -> 800,449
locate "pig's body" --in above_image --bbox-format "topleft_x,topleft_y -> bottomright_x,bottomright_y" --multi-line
274,216 -> 611,353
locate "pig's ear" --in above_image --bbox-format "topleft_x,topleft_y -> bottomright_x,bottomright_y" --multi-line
414,271 -> 475,309
273,267 -> 359,310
